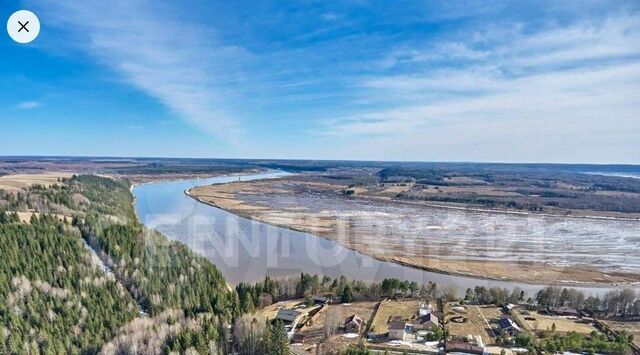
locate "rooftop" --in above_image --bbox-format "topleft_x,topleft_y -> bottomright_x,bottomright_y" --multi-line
498,317 -> 522,332
388,320 -> 408,331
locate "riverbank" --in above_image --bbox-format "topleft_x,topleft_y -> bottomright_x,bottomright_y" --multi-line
186,177 -> 640,287
121,167 -> 266,185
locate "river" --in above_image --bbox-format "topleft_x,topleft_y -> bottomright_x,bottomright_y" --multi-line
133,171 -> 637,297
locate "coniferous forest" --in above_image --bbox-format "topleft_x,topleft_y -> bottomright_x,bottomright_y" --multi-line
0,176 -> 237,354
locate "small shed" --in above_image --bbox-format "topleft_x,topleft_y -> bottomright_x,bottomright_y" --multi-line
345,314 -> 364,333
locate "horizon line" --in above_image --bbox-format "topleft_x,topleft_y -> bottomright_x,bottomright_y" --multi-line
1,154 -> 639,167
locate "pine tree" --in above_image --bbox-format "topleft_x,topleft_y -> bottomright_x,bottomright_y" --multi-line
242,292 -> 255,313
267,320 -> 290,355
341,284 -> 354,303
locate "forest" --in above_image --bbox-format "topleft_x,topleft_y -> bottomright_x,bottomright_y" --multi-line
0,176 -> 237,354
378,166 -> 640,213
0,215 -> 138,354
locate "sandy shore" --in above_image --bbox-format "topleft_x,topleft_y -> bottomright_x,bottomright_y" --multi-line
187,178 -> 640,286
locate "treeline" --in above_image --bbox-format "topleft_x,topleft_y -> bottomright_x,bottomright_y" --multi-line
378,168 -> 446,183
64,175 -> 137,222
500,331 -> 631,355
536,286 -> 640,319
110,164 -> 252,176
346,331 -> 631,355
0,175 -> 138,221
464,285 -> 526,305
378,165 -> 640,213
539,331 -> 631,354
235,273 -> 448,314
398,189 -> 640,213
236,273 -> 592,313
379,166 -> 640,193
464,285 -> 640,320
0,185 -> 71,215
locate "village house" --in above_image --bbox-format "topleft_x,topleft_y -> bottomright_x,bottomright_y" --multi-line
498,316 -> 522,336
412,303 -> 440,331
276,308 -> 301,325
388,320 -> 410,341
311,295 -> 330,305
413,312 -> 440,330
344,314 -> 364,334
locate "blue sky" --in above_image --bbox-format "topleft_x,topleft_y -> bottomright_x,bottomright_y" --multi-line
1,0 -> 639,163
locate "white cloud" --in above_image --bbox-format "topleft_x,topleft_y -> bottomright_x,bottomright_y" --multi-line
30,0 -> 247,142
323,13 -> 640,163
19,1 -> 640,163
15,101 -> 40,110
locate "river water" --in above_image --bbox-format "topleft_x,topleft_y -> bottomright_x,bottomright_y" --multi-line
133,171 -> 638,296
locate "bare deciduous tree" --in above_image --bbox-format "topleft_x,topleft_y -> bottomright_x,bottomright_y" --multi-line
323,307 -> 342,338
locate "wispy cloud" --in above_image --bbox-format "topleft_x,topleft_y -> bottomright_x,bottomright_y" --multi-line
19,0 -> 640,162
30,0 -> 247,142
321,12 -> 640,162
15,101 -> 40,110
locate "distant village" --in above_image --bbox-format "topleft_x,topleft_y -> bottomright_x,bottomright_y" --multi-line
243,282 -> 639,355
